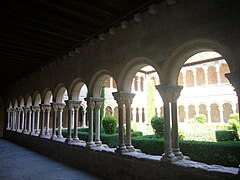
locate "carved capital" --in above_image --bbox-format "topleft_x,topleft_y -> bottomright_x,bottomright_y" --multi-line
156,85 -> 183,103
65,100 -> 81,111
31,106 -> 40,112
225,70 -> 240,96
40,104 -> 51,112
84,97 -> 95,110
24,107 -> 31,113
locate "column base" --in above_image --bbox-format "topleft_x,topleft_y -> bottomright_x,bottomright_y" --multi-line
72,137 -> 80,141
81,125 -> 88,128
65,138 -> 74,144
45,132 -> 50,136
23,130 -> 30,134
39,133 -> 45,138
86,141 -> 96,148
173,148 -> 184,160
35,130 -> 40,134
161,152 -> 178,163
95,140 -> 102,146
17,129 -> 22,133
30,131 -> 36,135
51,134 -> 58,140
57,135 -> 63,139
115,145 -> 128,153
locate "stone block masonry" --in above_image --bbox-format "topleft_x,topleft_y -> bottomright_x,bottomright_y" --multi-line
4,131 -> 239,180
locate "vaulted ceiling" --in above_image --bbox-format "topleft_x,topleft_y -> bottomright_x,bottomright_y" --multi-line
0,0 -> 161,88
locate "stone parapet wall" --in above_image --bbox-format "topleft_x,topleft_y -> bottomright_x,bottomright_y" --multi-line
4,131 -> 239,180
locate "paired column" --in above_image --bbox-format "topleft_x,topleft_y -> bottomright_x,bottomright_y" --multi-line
85,97 -> 96,147
17,107 -> 22,132
124,93 -> 135,151
156,84 -> 183,162
81,108 -> 87,128
30,106 -> 36,134
34,106 -> 40,134
64,100 -> 81,143
95,99 -> 103,146
39,104 -> 46,138
6,109 -> 11,130
23,107 -> 30,134
113,92 -> 136,153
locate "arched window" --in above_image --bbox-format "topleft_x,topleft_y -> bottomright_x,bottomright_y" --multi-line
223,103 -> 233,123
134,76 -> 139,91
188,105 -> 196,119
208,66 -> 218,84
178,105 -> 185,122
210,103 -> 220,122
140,77 -> 144,91
220,64 -> 230,84
178,72 -> 183,86
196,68 -> 205,86
186,70 -> 194,87
199,104 -> 208,121
136,107 -> 139,122
142,108 -> 145,123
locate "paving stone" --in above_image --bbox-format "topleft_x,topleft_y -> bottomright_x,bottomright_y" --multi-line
0,139 -> 100,180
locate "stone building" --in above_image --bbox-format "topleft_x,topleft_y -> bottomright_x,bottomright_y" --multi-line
1,0 -> 240,179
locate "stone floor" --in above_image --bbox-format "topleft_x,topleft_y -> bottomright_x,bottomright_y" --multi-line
0,138 -> 101,180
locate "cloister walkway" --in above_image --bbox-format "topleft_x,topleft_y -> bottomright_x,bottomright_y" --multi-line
0,138 -> 100,180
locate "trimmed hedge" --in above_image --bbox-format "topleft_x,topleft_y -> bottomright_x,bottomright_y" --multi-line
215,130 -> 239,141
62,129 -> 143,148
132,136 -> 240,167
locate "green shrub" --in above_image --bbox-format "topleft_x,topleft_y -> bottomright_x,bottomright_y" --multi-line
131,131 -> 143,137
228,113 -> 240,137
132,136 -> 240,167
102,116 -> 117,134
215,130 -> 239,142
216,125 -> 231,131
151,116 -> 164,138
178,130 -> 185,141
194,114 -> 207,124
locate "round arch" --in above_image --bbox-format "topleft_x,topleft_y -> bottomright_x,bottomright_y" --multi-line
89,69 -> 117,98
118,57 -> 161,92
162,39 -> 233,85
25,95 -> 32,107
69,78 -> 87,101
13,99 -> 18,108
33,91 -> 41,106
19,97 -> 25,107
55,86 -> 68,103
42,88 -> 53,104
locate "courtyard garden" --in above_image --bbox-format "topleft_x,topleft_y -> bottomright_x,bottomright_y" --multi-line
62,113 -> 240,167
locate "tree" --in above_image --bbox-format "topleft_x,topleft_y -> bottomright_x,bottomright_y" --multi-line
147,80 -> 155,122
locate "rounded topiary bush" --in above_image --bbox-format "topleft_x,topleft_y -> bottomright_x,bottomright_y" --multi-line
194,114 -> 207,124
151,116 -> 164,138
102,116 -> 117,134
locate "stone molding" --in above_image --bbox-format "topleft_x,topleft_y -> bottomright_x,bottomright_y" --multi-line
156,85 -> 183,103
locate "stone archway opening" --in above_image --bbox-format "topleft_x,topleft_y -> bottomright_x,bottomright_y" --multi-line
127,65 -> 162,135
177,51 -> 238,141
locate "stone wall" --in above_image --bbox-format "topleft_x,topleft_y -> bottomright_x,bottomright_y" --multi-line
4,131 -> 239,180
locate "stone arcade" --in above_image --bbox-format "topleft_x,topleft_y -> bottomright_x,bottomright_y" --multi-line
2,0 -> 240,179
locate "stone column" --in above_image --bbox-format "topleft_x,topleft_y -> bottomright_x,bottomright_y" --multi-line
73,101 -> 81,141
113,92 -> 127,153
12,108 -> 17,131
57,103 -> 65,138
124,93 -> 135,151
65,100 -> 75,144
30,106 -> 36,135
23,107 -> 29,133
170,85 -> 183,159
6,109 -> 11,130
85,97 -> 96,147
81,108 -> 87,128
27,108 -> 32,133
21,107 -> 25,131
39,104 -> 46,138
225,71 -> 240,120
14,108 -> 18,131
17,108 -> 22,131
51,103 -> 58,139
156,85 -> 178,162
44,105 -> 51,136
94,99 -> 102,145
35,106 -> 40,134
